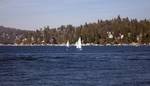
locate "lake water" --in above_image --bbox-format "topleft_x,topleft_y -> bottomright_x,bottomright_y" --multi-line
0,46 -> 150,86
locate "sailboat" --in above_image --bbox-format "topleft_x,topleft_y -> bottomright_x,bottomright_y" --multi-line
66,40 -> 69,47
76,37 -> 82,49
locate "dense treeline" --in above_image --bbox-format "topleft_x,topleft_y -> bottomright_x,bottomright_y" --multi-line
1,16 -> 150,44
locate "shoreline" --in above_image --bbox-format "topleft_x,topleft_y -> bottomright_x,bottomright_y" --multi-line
0,43 -> 150,47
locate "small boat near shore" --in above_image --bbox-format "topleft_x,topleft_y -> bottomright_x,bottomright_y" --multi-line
75,37 -> 82,50
66,40 -> 70,47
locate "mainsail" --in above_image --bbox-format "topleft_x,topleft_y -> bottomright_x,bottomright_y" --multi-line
66,40 -> 69,47
76,37 -> 82,49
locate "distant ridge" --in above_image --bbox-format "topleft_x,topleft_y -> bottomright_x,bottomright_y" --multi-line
0,26 -> 31,44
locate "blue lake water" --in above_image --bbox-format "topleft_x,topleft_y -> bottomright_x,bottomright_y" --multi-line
0,46 -> 150,86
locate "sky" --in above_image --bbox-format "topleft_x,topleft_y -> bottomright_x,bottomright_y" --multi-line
0,0 -> 150,30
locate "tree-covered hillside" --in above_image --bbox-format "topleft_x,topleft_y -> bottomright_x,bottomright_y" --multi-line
1,16 -> 150,44
0,26 -> 32,44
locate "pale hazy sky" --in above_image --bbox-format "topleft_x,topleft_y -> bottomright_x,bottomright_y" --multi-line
0,0 -> 150,30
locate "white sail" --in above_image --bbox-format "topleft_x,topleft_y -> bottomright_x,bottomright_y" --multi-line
78,37 -> 82,49
66,40 -> 69,47
76,37 -> 82,49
